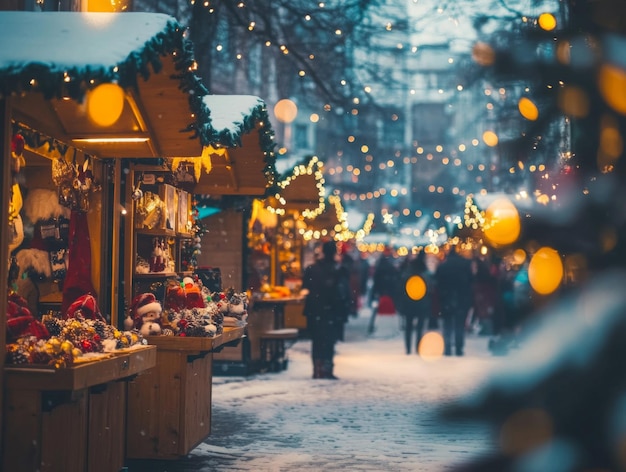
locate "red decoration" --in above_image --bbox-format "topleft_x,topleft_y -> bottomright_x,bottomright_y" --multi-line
11,134 -> 24,155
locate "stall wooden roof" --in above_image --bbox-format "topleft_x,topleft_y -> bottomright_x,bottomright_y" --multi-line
0,11 -> 277,192
193,95 -> 276,196
0,12 -> 212,159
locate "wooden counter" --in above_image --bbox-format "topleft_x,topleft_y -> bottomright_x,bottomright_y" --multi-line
3,346 -> 157,472
214,297 -> 302,375
125,327 -> 244,460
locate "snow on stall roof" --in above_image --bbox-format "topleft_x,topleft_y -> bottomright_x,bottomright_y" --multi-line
0,11 -> 178,71
202,95 -> 266,134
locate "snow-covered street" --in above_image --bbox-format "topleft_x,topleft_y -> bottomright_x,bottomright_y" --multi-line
128,307 -> 504,472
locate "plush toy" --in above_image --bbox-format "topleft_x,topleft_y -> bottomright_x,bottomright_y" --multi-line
6,292 -> 49,343
183,276 -> 205,309
125,292 -> 162,337
64,293 -> 105,322
164,278 -> 186,312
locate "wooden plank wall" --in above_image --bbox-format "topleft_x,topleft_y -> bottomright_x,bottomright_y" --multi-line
198,209 -> 244,291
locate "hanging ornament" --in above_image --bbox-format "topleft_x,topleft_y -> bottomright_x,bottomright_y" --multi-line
11,133 -> 25,175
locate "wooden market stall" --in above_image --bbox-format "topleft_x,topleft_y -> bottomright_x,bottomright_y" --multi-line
212,157 -> 326,375
0,11 -> 249,470
123,94 -> 278,457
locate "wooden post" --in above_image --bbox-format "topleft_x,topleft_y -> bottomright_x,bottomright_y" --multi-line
0,97 -> 11,459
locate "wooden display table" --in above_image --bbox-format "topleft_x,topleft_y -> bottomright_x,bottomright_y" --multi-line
125,327 -> 244,460
214,297 -> 302,375
284,299 -> 307,330
2,346 -> 157,472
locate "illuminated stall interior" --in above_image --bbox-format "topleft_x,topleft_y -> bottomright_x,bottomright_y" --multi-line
253,155 -> 326,294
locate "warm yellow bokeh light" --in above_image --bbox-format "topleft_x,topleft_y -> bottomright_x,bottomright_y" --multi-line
87,83 -> 125,127
556,40 -> 571,64
558,86 -> 590,118
472,42 -> 495,66
500,408 -> 553,455
518,97 -> 539,121
482,130 -> 499,147
538,13 -> 557,31
274,98 -> 298,123
598,64 -> 626,115
87,0 -> 130,11
483,198 -> 521,246
418,331 -> 445,360
405,275 -> 426,301
528,247 -> 563,295
513,248 -> 527,265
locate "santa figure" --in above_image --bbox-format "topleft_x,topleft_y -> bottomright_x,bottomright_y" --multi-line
124,292 -> 163,337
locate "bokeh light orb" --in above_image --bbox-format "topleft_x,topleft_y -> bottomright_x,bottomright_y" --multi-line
513,248 -> 527,265
87,83 -> 125,127
528,246 -> 563,295
482,130 -> 499,147
518,97 -> 539,121
274,98 -> 298,123
558,86 -> 589,118
538,13 -> 557,31
599,64 -> 626,115
418,331 -> 445,361
472,41 -> 495,66
483,198 -> 521,246
405,275 -> 426,301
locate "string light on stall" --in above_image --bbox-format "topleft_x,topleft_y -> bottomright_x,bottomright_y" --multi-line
266,156 -> 326,218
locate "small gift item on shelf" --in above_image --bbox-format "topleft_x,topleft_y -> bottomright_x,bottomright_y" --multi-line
164,277 -> 187,312
222,288 -> 249,327
135,191 -> 164,230
182,276 -> 205,309
135,256 -> 150,274
149,237 -> 167,272
125,292 -> 163,337
52,154 -> 78,209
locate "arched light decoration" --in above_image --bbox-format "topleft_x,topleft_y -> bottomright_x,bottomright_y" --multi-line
265,155 -> 326,218
170,144 -> 217,181
87,83 -> 125,127
301,198 -> 375,243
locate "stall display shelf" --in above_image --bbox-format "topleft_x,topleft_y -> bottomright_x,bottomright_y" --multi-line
126,327 -> 244,460
3,346 -> 157,472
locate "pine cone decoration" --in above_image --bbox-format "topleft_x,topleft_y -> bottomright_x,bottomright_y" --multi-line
43,317 -> 63,337
6,345 -> 29,364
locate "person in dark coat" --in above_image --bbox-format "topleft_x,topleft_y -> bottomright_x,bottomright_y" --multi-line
301,241 -> 349,379
434,246 -> 474,356
367,246 -> 399,334
395,251 -> 435,355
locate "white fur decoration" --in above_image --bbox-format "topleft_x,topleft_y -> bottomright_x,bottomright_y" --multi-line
15,248 -> 52,278
23,188 -> 71,222
8,214 -> 24,253
139,322 -> 162,337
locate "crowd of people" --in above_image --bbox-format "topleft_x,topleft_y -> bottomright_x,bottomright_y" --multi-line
301,240 -> 536,378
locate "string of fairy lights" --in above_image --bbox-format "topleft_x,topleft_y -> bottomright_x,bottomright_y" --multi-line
187,1 -> 577,253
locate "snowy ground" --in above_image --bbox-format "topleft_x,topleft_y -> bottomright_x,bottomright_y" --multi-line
127,308 -> 506,472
